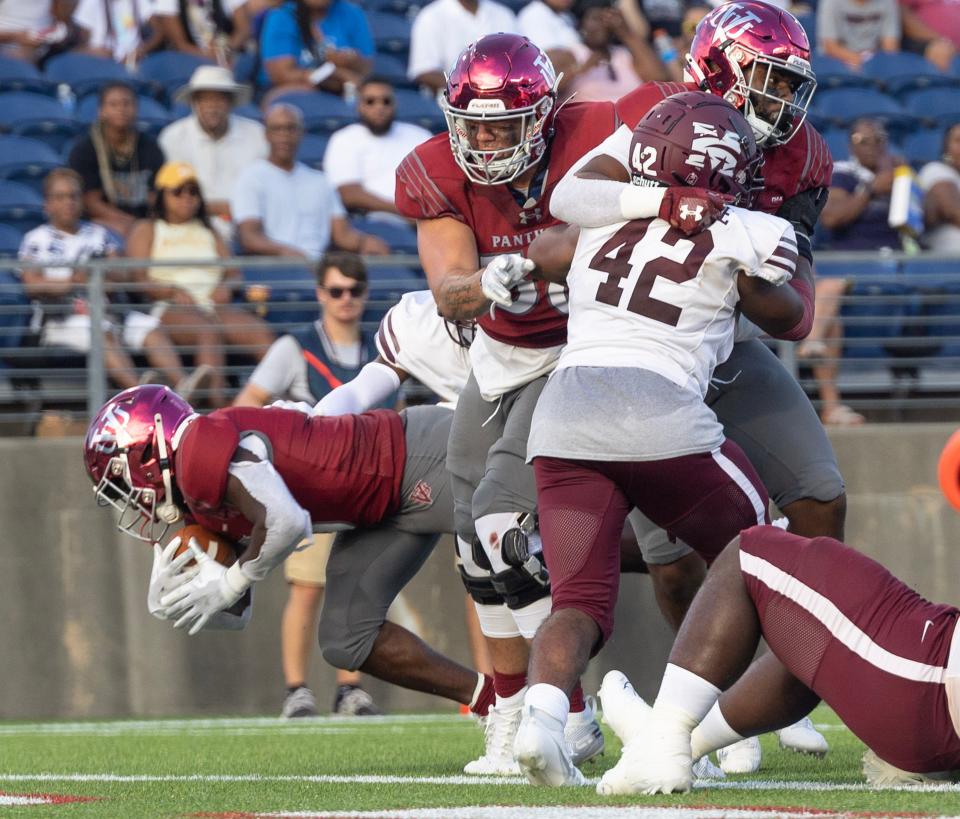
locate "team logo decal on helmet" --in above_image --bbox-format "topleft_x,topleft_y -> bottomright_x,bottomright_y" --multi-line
442,33 -> 560,185
685,0 -> 816,146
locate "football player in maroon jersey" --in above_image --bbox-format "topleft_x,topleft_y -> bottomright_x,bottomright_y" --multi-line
597,524 -> 960,794
83,385 -> 498,723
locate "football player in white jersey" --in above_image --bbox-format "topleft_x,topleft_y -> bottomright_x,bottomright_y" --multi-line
508,91 -> 807,786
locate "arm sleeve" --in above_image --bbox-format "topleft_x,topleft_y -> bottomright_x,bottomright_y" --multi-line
314,361 -> 402,416
326,178 -> 347,218
246,335 -> 304,398
816,1 -> 838,45
395,149 -> 463,220
230,167 -> 262,224
883,0 -> 901,40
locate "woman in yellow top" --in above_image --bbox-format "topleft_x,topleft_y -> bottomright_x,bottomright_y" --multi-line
127,162 -> 275,407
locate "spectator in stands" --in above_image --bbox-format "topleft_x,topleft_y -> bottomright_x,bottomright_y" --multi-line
235,252 -> 392,718
323,76 -> 431,223
159,66 -> 267,241
126,161 -> 275,406
0,0 -> 84,63
899,0 -> 958,71
918,122 -> 960,251
232,104 -> 390,260
17,168 -> 210,397
69,81 -> 166,240
258,0 -> 373,98
816,0 -> 900,69
74,0 -> 164,65
407,0 -> 517,93
565,0 -> 666,102
518,0 -> 580,81
153,0 -> 252,62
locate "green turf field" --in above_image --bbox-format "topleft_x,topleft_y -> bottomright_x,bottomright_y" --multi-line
0,704 -> 957,818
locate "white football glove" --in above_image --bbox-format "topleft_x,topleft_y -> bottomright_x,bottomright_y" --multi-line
158,539 -> 252,636
480,254 -> 535,307
268,399 -> 319,416
147,537 -> 199,620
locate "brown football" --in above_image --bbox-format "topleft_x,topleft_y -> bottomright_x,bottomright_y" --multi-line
171,524 -> 238,567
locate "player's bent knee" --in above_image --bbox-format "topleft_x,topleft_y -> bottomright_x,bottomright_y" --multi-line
509,595 -> 552,639
474,602 -> 522,638
782,492 -> 847,540
458,566 -> 501,605
491,565 -> 550,610
318,621 -> 378,672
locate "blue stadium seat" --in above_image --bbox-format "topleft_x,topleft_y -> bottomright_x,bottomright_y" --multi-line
363,0 -> 416,15
297,132 -> 330,169
137,50 -> 213,100
900,258 -> 960,355
233,102 -> 264,122
0,136 -> 62,193
368,11 -> 412,56
0,268 -> 29,349
0,92 -> 80,152
351,217 -> 417,253
0,182 -> 45,234
902,87 -> 960,127
233,51 -> 258,85
75,94 -> 172,135
370,52 -> 413,88
44,52 -> 146,99
795,12 -> 815,45
274,90 -> 358,133
242,266 -> 318,326
365,265 -> 424,322
861,52 -> 957,97
810,88 -> 911,133
392,88 -> 444,132
903,128 -> 947,167
0,223 -> 23,257
809,53 -> 872,90
822,127 -> 850,162
0,56 -> 56,95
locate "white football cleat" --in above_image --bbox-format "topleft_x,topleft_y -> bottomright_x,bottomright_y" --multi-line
717,736 -> 762,774
596,710 -> 693,796
565,695 -> 605,766
597,669 -> 650,746
514,704 -> 586,787
463,698 -> 523,776
777,717 -> 829,757
692,754 -> 725,780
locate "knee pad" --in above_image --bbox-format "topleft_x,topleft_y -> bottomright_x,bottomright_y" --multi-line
490,565 -> 551,610
456,535 -> 500,605
474,602 -> 521,639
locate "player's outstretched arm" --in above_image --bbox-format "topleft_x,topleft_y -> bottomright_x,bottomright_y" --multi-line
527,224 -> 579,283
314,359 -> 405,416
417,216 -> 490,320
737,273 -> 806,340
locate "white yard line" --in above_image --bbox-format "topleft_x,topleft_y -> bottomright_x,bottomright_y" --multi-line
0,772 -> 956,793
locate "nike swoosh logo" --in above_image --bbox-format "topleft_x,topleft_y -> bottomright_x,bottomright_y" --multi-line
922,619 -> 935,642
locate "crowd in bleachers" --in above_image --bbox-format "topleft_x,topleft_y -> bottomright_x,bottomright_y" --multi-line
1,0 -> 960,426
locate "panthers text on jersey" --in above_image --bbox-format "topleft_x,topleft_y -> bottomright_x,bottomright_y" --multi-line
559,207 -> 797,397
174,407 -> 406,539
394,101 -> 620,350
614,81 -> 833,211
376,290 -> 470,406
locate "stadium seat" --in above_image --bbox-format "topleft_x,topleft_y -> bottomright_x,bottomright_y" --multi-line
0,136 -> 62,193
363,0 -> 416,16
233,51 -> 258,86
392,88 -> 444,132
861,52 -> 957,97
902,88 -> 960,128
0,92 -> 80,152
241,266 -> 318,327
0,268 -> 29,349
371,52 -> 413,88
822,127 -> 850,162
810,88 -> 911,133
365,265 -> 424,322
0,55 -> 56,95
351,217 -> 418,253
368,11 -> 412,56
0,223 -> 23,257
137,50 -> 213,100
297,132 -> 330,169
0,182 -> 45,234
274,90 -> 357,133
903,128 -> 947,167
75,94 -> 172,136
809,53 -> 872,90
44,52 -> 146,99
900,258 -> 960,355
234,102 -> 264,122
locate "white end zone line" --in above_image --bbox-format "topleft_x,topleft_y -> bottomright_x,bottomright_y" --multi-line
0,773 -> 957,793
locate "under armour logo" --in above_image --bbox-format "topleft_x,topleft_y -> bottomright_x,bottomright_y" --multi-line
679,203 -> 704,222
409,480 -> 433,507
518,208 -> 543,225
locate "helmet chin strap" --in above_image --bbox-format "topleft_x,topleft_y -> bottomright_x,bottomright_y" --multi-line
153,413 -> 183,525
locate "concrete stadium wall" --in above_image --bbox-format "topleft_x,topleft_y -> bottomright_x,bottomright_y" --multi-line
1,424 -> 959,719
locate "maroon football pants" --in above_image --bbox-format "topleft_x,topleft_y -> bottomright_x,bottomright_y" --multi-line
533,439 -> 768,647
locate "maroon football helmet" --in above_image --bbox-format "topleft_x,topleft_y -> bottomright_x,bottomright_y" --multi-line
443,33 -> 559,185
83,385 -> 197,542
686,0 -> 816,146
628,91 -> 763,206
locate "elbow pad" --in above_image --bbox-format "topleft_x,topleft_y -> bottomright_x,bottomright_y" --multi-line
228,458 -> 312,583
779,277 -> 815,341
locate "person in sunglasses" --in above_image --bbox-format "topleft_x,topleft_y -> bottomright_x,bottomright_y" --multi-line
234,249 -> 397,718
126,161 -> 276,408
324,76 -> 432,224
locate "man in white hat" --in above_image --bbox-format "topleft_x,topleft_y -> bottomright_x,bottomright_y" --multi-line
159,65 -> 268,239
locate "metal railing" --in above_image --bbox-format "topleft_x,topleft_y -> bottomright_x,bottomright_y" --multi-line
1,250 -> 960,434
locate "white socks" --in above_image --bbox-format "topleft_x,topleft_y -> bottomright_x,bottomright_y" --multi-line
652,664 -> 722,731
691,701 -> 745,759
525,683 -> 570,726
